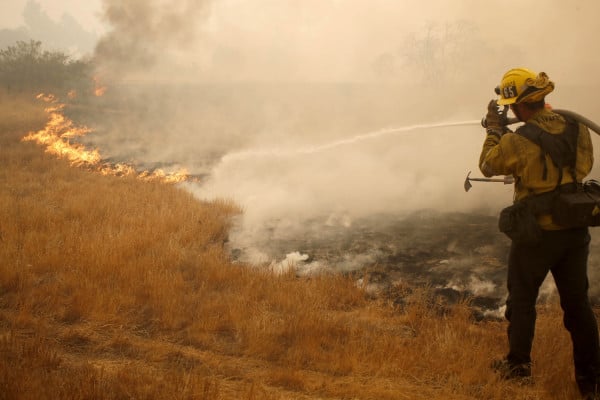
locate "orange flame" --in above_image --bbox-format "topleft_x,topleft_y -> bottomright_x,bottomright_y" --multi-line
93,76 -> 107,97
23,94 -> 192,184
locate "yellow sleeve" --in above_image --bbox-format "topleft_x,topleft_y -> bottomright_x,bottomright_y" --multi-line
479,133 -> 513,177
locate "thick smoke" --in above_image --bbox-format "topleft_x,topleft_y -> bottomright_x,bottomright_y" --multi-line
93,0 -> 600,84
94,0 -> 211,79
81,0 -> 600,304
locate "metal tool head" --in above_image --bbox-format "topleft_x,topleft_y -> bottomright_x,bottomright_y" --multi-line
464,171 -> 473,192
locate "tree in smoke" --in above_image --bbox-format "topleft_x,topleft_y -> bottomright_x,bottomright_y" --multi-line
21,0 -> 97,55
372,21 -> 503,86
403,21 -> 483,85
0,40 -> 92,95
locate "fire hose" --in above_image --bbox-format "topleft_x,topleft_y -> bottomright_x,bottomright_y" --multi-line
466,109 -> 600,192
481,109 -> 600,135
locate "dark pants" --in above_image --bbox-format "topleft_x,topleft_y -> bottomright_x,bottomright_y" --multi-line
506,227 -> 600,392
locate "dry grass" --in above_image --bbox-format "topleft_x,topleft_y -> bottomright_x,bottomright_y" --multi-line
0,91 -> 590,399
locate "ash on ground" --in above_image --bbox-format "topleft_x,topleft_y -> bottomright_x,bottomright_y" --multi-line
229,210 -> 600,320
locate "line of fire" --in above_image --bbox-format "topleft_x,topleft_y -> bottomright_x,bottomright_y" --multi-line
22,89 -> 193,184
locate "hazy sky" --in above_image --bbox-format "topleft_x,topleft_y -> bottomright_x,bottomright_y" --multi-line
3,0 -> 600,84
1,0 -> 104,32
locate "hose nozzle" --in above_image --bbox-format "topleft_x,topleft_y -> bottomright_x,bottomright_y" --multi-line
480,116 -> 519,128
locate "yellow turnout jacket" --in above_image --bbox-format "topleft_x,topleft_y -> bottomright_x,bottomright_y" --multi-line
479,108 -> 594,230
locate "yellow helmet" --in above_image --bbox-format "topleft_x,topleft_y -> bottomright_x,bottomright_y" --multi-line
496,67 -> 555,105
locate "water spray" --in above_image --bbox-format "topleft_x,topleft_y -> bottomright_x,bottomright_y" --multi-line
304,119 -> 480,153
219,119 -> 481,166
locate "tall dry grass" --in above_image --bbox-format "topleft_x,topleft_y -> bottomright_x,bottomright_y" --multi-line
0,91 -> 589,399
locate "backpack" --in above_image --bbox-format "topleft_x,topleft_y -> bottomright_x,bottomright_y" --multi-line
512,117 -> 600,229
516,117 -> 579,187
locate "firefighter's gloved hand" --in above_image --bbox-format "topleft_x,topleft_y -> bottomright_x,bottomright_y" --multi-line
485,99 -> 509,138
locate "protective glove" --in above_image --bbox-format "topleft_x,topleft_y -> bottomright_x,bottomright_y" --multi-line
485,99 -> 509,137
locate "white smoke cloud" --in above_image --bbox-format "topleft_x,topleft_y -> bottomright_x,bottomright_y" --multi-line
92,0 -> 600,84
82,0 -> 600,296
185,121 -> 510,230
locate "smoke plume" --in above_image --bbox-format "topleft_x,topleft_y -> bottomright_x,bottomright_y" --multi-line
94,0 -> 211,79
77,0 -> 600,304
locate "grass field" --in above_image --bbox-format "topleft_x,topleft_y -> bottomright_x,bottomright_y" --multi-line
0,91 -> 589,399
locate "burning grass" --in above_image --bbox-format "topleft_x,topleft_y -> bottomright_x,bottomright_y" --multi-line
21,94 -> 191,183
0,91 -> 589,399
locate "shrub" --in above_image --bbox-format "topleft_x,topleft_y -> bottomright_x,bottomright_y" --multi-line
0,40 -> 92,95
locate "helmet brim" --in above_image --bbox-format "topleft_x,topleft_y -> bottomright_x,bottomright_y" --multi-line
497,97 -> 516,106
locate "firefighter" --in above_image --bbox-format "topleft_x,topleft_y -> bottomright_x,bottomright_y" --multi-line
480,67 -> 600,398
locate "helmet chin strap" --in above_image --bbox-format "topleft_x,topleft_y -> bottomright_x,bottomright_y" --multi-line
511,103 -> 526,122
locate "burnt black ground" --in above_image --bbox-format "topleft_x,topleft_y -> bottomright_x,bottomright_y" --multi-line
229,210 -> 511,317
229,210 -> 600,320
